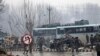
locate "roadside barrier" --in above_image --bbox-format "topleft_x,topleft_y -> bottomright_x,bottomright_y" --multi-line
5,48 -> 94,52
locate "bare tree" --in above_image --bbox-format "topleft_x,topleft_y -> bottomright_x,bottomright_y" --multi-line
3,0 -> 36,53
36,4 -> 61,27
23,0 -> 36,53
23,0 -> 35,34
4,0 -> 36,37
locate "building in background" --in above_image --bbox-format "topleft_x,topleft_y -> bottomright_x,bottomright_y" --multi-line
0,29 -> 7,45
75,19 -> 89,25
61,19 -> 89,26
40,23 -> 60,28
38,19 -> 89,28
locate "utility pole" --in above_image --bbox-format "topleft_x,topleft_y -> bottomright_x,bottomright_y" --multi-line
38,14 -> 41,27
47,5 -> 52,25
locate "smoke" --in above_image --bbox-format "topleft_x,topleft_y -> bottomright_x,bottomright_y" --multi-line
61,3 -> 100,24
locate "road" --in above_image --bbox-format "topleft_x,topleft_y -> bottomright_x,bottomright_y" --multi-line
11,51 -> 97,56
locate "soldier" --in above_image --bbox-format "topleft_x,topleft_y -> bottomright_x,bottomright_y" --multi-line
86,34 -> 89,43
95,34 -> 100,56
50,40 -> 54,51
38,37 -> 45,51
71,37 -> 75,56
74,37 -> 80,52
90,34 -> 94,49
36,37 -> 40,50
26,45 -> 29,54
29,43 -> 33,53
29,36 -> 33,54
96,42 -> 100,56
23,44 -> 28,54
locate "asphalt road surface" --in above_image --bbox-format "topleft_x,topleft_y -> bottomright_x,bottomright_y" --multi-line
11,51 -> 97,56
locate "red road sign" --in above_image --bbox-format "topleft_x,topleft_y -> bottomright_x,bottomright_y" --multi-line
22,34 -> 32,45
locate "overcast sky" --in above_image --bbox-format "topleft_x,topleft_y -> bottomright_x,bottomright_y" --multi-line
0,0 -> 100,37
5,0 -> 100,7
3,0 -> 100,24
2,0 -> 99,25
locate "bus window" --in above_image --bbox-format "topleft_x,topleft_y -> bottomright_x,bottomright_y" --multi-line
86,27 -> 94,32
94,26 -> 98,31
83,28 -> 86,31
57,28 -> 64,34
98,26 -> 100,30
79,28 -> 83,32
99,26 -> 100,28
76,28 -> 79,32
65,28 -> 76,33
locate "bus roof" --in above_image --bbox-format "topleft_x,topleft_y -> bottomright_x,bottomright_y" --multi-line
57,24 -> 100,28
33,27 -> 56,30
33,24 -> 100,30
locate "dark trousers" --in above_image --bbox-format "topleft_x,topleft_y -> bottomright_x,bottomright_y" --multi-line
97,51 -> 100,56
29,45 -> 32,53
39,44 -> 43,51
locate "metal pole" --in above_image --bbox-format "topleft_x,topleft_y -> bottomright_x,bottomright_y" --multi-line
48,5 -> 51,25
49,6 -> 50,25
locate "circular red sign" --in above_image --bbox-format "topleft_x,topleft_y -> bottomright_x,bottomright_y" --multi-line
22,34 -> 32,45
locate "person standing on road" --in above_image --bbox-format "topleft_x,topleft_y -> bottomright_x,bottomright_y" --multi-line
96,42 -> 100,56
71,37 -> 75,56
23,44 -> 27,54
26,45 -> 29,54
86,34 -> 89,43
90,34 -> 94,49
29,43 -> 33,53
38,37 -> 45,51
74,37 -> 80,52
95,34 -> 100,56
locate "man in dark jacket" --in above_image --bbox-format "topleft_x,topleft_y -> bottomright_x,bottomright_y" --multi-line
74,37 -> 80,52
96,42 -> 100,56
95,34 -> 100,56
90,34 -> 94,49
86,34 -> 89,43
38,37 -> 45,51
